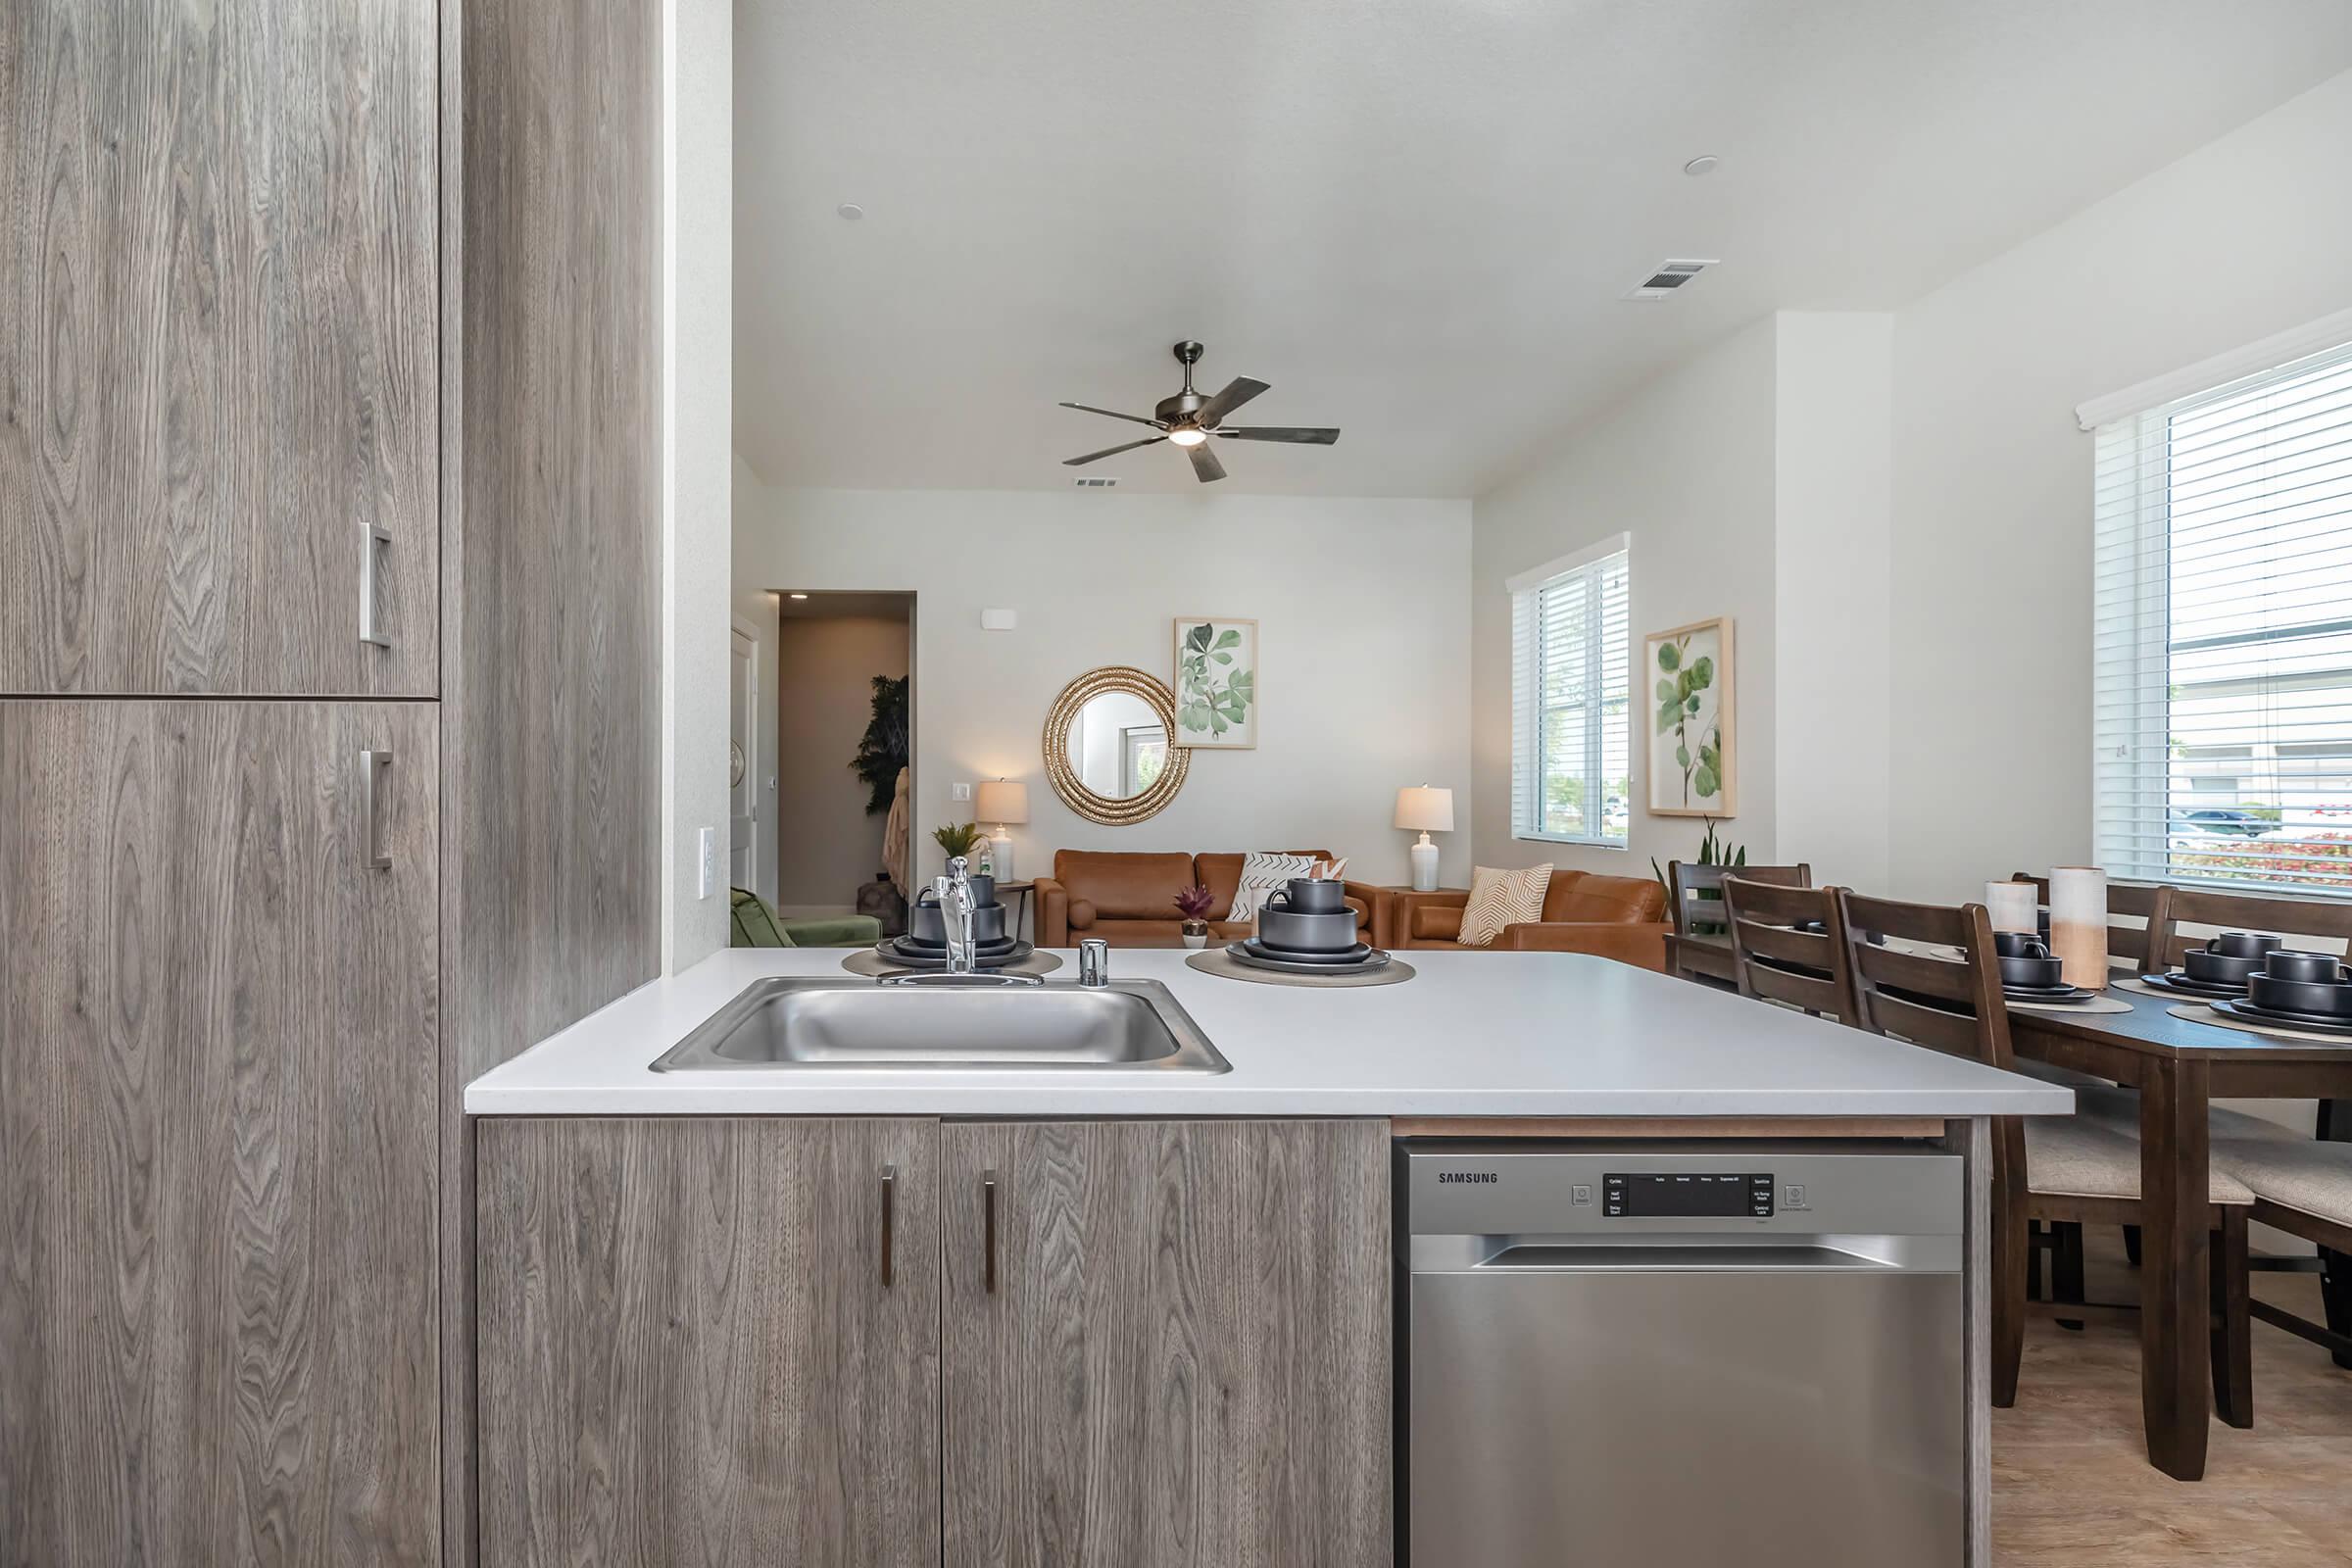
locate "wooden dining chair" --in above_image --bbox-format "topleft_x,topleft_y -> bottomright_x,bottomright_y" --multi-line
2008,872 -> 2169,973
1836,890 -> 2254,1424
1668,861 -> 1812,987
1722,876 -> 1856,1023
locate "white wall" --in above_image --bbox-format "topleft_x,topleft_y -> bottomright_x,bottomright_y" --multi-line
1774,313 -> 1895,891
1889,69 -> 2352,901
734,469 -> 1473,888
662,0 -> 731,970
773,614 -> 910,910
1472,318 -> 1782,880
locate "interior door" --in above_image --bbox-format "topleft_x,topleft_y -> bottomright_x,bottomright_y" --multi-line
477,1117 -> 943,1568
941,1119 -> 1392,1568
0,0 -> 439,696
0,699 -> 440,1563
730,624 -> 759,892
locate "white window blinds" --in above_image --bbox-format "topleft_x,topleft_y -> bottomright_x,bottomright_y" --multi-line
1510,537 -> 1631,846
2092,334 -> 2352,894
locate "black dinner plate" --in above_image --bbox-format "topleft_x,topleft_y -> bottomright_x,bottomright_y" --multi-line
2142,970 -> 2249,999
1240,938 -> 1375,965
2004,983 -> 2092,1004
1224,942 -> 1390,977
890,932 -> 1019,957
877,939 -> 1034,971
2209,998 -> 2352,1036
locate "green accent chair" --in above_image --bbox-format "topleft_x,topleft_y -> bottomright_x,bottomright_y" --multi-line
729,887 -> 883,950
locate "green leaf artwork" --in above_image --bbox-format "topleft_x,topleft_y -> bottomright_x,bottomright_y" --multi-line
1175,619 -> 1256,748
1651,625 -> 1730,810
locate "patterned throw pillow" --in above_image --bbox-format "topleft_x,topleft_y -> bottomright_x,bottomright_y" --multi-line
1311,857 -> 1348,882
1230,852 -> 1322,922
1457,863 -> 1554,947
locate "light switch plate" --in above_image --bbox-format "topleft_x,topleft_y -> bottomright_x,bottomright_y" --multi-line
951,781 -> 973,802
980,608 -> 1017,631
697,826 -> 715,899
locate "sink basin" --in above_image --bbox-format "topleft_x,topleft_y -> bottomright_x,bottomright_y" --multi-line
649,977 -> 1231,1073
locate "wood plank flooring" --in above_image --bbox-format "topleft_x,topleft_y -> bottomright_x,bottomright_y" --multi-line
1996,1230 -> 2352,1566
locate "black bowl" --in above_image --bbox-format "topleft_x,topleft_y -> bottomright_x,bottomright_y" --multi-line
1999,954 -> 2065,989
2210,930 -> 2284,961
1257,906 -> 1360,953
1270,877 -> 1348,914
2247,972 -> 2352,1016
2182,947 -> 2266,985
2262,950 -> 2345,985
908,899 -> 1006,949
1993,931 -> 2050,960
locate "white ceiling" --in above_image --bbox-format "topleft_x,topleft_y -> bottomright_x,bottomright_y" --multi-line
734,1 -> 2352,499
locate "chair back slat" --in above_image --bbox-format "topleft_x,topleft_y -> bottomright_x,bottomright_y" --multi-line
1837,890 -> 2013,1071
2148,885 -> 2352,969
1723,877 -> 1855,1023
2008,872 -> 2164,968
1668,860 -> 1811,939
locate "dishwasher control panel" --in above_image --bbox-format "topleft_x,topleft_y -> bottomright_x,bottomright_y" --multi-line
1602,1171 -> 1774,1219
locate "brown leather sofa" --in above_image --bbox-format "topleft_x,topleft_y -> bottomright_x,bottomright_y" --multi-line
1036,849 -> 1381,948
1388,869 -> 1671,970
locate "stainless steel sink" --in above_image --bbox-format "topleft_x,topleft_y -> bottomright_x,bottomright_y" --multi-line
649,976 -> 1231,1073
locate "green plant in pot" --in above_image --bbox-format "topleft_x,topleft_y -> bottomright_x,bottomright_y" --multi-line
933,821 -> 981,862
1650,817 -> 1746,936
1174,884 -> 1216,949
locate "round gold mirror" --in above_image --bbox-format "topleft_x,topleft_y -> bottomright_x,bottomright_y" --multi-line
1042,666 -> 1191,826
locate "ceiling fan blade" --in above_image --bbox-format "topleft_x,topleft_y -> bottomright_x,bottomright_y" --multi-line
1196,375 -> 1269,426
1063,435 -> 1167,466
1187,441 -> 1228,483
1213,426 -> 1341,445
1059,401 -> 1165,429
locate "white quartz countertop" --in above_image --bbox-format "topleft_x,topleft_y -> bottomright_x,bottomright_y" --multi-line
463,947 -> 2075,1118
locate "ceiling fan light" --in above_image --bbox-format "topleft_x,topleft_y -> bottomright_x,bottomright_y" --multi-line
1168,427 -> 1206,448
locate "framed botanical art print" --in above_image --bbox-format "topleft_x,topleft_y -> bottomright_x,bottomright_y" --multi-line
1173,616 -> 1257,749
1645,616 -> 1737,816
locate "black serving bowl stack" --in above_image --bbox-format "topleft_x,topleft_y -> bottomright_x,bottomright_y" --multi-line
1230,878 -> 1389,975
2231,950 -> 2352,1028
2148,931 -> 2280,998
1991,930 -> 2086,1001
880,884 -> 1032,969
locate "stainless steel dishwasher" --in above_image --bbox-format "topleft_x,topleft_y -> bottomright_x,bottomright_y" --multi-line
1400,1142 -> 1966,1568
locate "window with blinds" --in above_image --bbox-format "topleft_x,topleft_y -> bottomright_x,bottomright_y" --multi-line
2092,334 -> 2352,894
1510,536 -> 1631,846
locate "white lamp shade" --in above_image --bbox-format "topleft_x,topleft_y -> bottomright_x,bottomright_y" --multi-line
1394,785 -> 1454,834
975,779 -> 1029,825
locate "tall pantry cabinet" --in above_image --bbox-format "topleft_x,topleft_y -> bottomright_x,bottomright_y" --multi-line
0,2 -> 662,1564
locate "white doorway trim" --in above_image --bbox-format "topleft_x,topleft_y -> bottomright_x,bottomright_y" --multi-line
729,614 -> 763,900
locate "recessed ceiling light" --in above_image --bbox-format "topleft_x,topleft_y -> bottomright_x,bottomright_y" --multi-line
836,203 -> 864,220
1682,155 -> 1720,177
788,592 -> 810,600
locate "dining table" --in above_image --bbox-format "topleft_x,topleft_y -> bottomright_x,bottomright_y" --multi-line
2003,979 -> 2352,1481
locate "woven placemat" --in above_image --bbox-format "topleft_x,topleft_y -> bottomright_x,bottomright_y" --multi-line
2165,1002 -> 2352,1045
2009,993 -> 2134,1015
841,947 -> 1063,979
1184,949 -> 1415,988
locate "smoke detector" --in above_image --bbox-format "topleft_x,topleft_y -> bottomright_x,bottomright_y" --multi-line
1623,259 -> 1719,301
1071,474 -> 1118,488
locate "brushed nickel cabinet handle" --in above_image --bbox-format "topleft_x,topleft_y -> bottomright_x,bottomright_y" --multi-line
982,1170 -> 999,1294
362,749 -> 394,869
880,1164 -> 897,1289
359,522 -> 393,648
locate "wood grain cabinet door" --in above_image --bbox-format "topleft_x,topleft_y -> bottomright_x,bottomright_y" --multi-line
0,0 -> 438,696
941,1119 -> 1394,1568
0,700 -> 441,1565
476,1117 -> 944,1568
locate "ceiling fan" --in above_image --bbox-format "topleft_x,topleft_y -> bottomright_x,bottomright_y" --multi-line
1060,341 -> 1341,483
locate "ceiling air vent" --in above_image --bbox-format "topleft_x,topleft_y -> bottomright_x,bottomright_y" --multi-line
1623,258 -> 1719,301
1071,475 -> 1118,488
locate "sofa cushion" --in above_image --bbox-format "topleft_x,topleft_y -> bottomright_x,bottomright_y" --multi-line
1460,864 -> 1554,947
1052,851 -> 1197,919
1411,903 -> 1463,942
1197,851 -> 1336,920
1542,870 -> 1666,924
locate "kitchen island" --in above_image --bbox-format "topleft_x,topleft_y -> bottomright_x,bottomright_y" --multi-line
466,947 -> 2067,1568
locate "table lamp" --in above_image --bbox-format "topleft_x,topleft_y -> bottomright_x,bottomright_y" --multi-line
976,778 -> 1029,881
1394,785 -> 1453,893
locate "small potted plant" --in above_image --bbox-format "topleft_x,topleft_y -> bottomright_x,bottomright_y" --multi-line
933,821 -> 981,861
1174,884 -> 1216,950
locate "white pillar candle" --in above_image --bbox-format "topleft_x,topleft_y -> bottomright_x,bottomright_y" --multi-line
2048,866 -> 2110,991
1984,881 -> 2038,936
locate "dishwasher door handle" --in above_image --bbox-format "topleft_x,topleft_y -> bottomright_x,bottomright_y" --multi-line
1411,1232 -> 1960,1275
